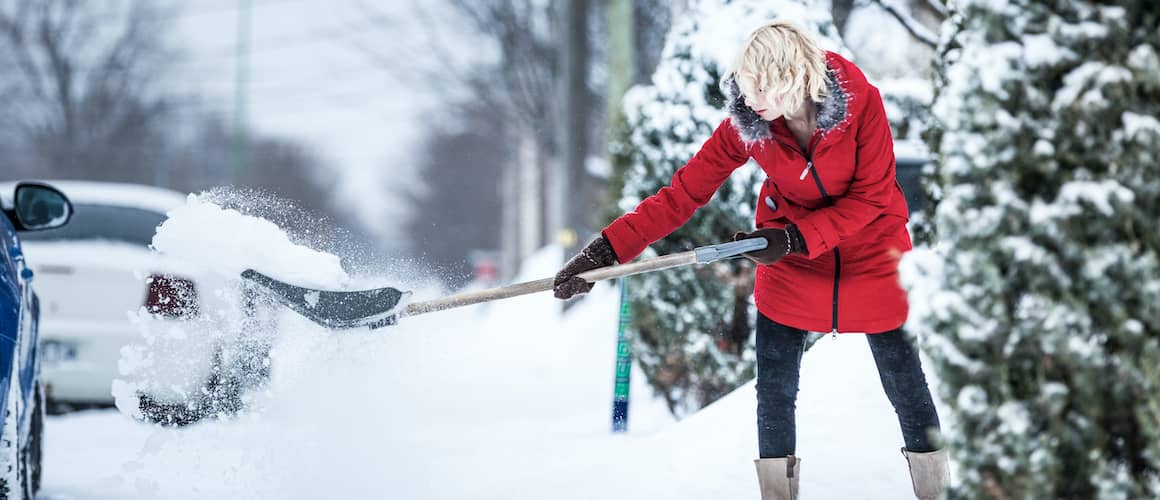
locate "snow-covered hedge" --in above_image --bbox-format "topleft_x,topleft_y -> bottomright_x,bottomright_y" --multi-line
907,1 -> 1160,497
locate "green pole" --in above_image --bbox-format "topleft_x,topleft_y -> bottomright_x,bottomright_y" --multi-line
611,277 -> 632,432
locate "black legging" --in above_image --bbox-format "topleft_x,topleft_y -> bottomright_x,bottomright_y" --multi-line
755,313 -> 942,457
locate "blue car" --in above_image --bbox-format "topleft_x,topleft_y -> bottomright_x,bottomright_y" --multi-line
0,182 -> 72,500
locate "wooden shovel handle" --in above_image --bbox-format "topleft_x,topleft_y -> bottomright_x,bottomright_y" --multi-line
399,251 -> 697,318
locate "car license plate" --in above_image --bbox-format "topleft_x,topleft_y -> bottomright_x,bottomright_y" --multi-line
41,340 -> 78,363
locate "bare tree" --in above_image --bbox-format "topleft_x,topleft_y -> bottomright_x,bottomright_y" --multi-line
390,0 -> 579,158
401,102 -> 509,287
832,0 -> 857,37
632,0 -> 672,85
355,1 -> 672,278
355,0 -> 579,275
352,0 -> 566,149
0,0 -> 179,180
864,0 -> 946,48
0,1 -> 375,263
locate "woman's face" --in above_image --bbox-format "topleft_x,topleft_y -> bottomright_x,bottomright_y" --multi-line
745,87 -> 793,121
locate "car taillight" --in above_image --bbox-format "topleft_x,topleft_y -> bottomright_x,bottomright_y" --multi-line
145,274 -> 200,318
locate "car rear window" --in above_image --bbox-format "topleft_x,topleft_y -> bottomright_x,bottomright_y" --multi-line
19,203 -> 167,247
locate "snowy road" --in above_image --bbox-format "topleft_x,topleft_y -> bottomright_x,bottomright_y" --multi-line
37,270 -> 946,499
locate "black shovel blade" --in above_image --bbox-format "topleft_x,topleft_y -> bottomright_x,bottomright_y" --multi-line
241,269 -> 410,330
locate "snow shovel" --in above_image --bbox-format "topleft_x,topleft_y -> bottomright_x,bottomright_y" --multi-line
241,237 -> 769,330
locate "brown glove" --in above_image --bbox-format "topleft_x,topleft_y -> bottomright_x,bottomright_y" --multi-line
553,235 -> 619,300
731,224 -> 808,266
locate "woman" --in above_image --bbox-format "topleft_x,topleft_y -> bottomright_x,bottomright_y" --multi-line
553,21 -> 949,500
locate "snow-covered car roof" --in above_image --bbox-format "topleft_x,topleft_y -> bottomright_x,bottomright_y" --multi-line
0,180 -> 188,214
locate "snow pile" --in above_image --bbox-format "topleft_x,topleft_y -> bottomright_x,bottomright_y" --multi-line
48,283 -> 944,498
51,237 -> 948,499
90,189 -> 678,497
112,191 -> 361,421
151,193 -> 350,289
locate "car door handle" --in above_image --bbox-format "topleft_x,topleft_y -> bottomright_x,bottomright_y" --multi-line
37,264 -> 73,275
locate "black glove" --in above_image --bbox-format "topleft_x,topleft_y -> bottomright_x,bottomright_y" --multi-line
731,224 -> 808,266
554,235 -> 619,300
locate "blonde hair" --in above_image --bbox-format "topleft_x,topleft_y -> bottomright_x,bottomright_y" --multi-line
729,20 -> 829,114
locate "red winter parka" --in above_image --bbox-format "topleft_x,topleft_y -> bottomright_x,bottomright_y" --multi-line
601,51 -> 911,335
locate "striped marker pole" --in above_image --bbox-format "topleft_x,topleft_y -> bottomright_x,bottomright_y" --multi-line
611,277 -> 632,433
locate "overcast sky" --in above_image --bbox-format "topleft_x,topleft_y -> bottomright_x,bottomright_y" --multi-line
173,0 -> 485,245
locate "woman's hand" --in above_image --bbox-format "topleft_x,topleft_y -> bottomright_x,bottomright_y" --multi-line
553,236 -> 619,299
732,224 -> 808,265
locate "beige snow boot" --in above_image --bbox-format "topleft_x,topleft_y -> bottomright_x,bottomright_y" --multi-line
754,456 -> 800,500
902,448 -> 950,500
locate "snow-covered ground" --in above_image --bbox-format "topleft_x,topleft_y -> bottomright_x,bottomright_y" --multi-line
37,197 -> 947,499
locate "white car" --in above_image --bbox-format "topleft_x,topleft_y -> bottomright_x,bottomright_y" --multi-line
12,181 -> 274,423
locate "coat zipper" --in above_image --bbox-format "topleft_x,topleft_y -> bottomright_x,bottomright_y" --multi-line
774,132 -> 841,337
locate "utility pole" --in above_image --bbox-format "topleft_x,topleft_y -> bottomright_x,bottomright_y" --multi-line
606,0 -> 634,178
601,0 -> 635,225
554,0 -> 589,249
233,0 -> 252,184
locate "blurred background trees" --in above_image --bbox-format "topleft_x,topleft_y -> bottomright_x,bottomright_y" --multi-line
0,0 -> 355,231
0,0 -> 179,182
376,0 -> 673,284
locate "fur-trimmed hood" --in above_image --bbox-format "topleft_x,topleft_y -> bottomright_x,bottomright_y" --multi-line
721,50 -> 856,145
